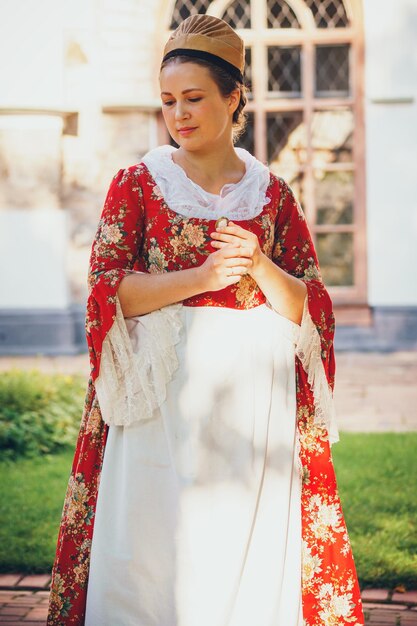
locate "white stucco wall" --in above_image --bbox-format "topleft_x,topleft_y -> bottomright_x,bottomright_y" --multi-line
363,0 -> 417,306
0,211 -> 70,309
100,0 -> 162,104
0,1 -> 64,109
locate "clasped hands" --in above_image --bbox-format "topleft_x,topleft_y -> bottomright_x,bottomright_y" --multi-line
199,220 -> 265,291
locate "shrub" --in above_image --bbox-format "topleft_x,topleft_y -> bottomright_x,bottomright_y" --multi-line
0,369 -> 85,460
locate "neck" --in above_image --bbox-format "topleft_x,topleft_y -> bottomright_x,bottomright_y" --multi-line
173,141 -> 246,193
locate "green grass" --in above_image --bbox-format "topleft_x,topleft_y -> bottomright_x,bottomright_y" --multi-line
332,432 -> 417,590
0,450 -> 74,573
0,433 -> 416,589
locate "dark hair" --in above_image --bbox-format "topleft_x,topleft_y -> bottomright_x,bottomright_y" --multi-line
160,55 -> 248,143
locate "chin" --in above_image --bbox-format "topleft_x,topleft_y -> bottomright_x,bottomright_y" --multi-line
175,136 -> 204,151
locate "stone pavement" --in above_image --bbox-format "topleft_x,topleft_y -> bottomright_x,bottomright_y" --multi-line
1,350 -> 416,432
0,576 -> 417,624
334,351 -> 417,432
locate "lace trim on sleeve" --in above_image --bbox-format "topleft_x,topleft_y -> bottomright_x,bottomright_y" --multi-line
94,294 -> 183,427
294,295 -> 339,445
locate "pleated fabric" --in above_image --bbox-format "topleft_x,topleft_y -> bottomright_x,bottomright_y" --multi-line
85,303 -> 303,626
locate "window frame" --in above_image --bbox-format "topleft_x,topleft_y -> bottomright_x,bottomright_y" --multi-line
159,0 -> 367,308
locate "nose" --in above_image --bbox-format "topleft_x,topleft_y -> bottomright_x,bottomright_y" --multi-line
174,101 -> 189,121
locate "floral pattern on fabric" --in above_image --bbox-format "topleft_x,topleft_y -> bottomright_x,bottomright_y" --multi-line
273,179 -> 336,392
86,166 -> 145,382
47,164 -> 364,625
47,378 -> 108,625
273,179 -> 362,623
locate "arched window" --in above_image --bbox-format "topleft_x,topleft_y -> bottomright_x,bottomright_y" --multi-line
164,0 -> 366,307
170,0 -> 211,29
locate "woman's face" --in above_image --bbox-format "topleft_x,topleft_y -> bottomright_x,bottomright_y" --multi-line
159,61 -> 239,152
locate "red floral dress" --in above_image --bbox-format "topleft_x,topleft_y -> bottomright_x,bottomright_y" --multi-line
47,163 -> 364,625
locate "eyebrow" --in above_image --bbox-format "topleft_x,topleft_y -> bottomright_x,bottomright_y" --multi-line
161,88 -> 206,95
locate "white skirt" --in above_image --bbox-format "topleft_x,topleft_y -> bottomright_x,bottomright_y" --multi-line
85,303 -> 303,626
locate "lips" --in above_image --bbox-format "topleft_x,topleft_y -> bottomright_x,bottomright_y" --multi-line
178,127 -> 197,135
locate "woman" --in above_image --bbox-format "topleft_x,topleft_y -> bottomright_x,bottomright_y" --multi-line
47,14 -> 364,626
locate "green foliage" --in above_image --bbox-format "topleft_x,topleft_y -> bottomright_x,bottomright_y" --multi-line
333,432 -> 417,590
0,369 -> 85,460
0,450 -> 74,573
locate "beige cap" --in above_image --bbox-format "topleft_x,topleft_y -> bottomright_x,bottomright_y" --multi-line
163,14 -> 245,81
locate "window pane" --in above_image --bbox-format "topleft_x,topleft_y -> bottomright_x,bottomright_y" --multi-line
268,46 -> 301,95
315,44 -> 350,97
267,111 -> 304,164
170,0 -> 210,29
235,112 -> 254,154
316,232 -> 354,286
221,0 -> 251,29
267,0 -> 300,28
305,0 -> 349,28
285,172 -> 305,209
311,108 -> 353,166
315,170 -> 354,225
244,47 -> 252,94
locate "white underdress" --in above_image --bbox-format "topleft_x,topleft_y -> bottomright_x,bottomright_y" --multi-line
85,303 -> 303,626
84,145 -> 337,626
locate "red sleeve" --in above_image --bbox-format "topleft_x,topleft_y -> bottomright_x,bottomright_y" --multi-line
85,166 -> 145,382
271,176 -> 336,392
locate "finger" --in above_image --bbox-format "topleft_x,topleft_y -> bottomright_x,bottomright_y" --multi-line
212,243 -> 253,258
228,257 -> 253,268
215,223 -> 247,236
211,232 -> 235,243
211,232 -> 254,254
211,232 -> 247,249
211,227 -> 250,242
226,265 -> 251,277
211,243 -> 235,255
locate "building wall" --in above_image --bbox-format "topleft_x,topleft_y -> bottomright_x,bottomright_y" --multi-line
0,0 -> 160,308
0,0 -> 158,352
363,0 -> 417,306
61,0 -> 159,303
0,0 -> 416,352
0,0 -> 68,311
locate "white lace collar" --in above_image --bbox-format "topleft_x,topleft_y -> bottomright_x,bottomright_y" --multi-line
141,144 -> 271,220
